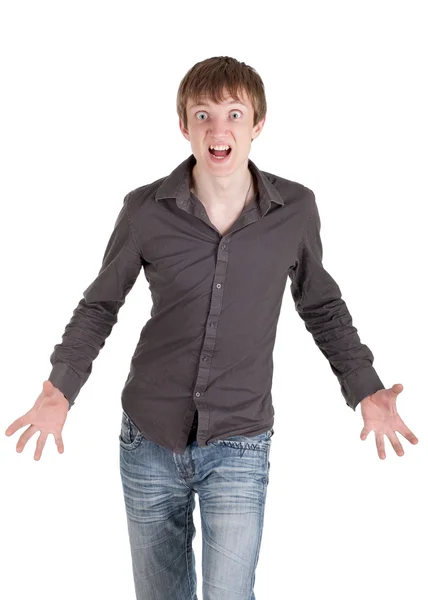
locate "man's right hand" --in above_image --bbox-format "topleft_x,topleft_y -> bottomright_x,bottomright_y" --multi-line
5,380 -> 69,461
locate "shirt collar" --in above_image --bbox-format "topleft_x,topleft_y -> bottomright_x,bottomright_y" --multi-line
155,154 -> 284,215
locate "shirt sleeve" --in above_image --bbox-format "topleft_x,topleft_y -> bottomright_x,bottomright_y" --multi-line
288,189 -> 385,411
48,192 -> 143,409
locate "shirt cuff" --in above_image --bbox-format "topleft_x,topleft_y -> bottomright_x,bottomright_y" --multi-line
48,363 -> 82,409
340,366 -> 385,411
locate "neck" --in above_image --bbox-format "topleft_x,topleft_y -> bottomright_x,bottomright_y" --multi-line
190,164 -> 255,211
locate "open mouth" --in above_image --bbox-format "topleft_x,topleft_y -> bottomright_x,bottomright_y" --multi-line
208,147 -> 232,160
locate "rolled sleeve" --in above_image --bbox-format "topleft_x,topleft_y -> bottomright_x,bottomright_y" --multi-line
48,192 -> 143,408
288,190 -> 385,411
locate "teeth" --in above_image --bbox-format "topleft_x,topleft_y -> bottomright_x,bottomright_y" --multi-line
209,145 -> 230,150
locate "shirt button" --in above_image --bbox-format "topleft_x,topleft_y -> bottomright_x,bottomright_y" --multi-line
221,244 -> 226,250
202,356 -> 209,361
216,283 -> 221,288
195,392 -> 201,397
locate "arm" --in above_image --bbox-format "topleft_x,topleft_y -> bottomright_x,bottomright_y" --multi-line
288,190 -> 385,411
48,192 -> 143,409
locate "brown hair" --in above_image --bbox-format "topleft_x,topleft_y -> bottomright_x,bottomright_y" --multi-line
176,56 -> 267,132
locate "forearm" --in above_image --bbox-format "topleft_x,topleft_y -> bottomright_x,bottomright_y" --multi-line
288,189 -> 384,411
48,192 -> 143,408
296,293 -> 385,410
48,298 -> 123,407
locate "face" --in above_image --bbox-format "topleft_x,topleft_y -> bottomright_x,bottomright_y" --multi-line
179,88 -> 265,177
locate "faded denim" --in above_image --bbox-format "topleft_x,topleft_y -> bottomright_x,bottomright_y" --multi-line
119,410 -> 273,600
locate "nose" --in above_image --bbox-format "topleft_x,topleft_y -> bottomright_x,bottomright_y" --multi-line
209,118 -> 230,137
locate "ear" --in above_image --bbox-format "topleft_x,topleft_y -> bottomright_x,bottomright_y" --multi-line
252,116 -> 266,141
179,118 -> 190,141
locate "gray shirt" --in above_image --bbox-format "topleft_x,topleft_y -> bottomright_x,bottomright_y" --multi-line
48,153 -> 384,454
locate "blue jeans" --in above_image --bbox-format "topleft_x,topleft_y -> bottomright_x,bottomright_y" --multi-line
119,410 -> 273,600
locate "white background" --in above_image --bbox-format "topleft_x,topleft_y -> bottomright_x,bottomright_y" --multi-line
1,1 -> 426,599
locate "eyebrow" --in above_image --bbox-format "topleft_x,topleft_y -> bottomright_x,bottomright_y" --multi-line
189,99 -> 247,110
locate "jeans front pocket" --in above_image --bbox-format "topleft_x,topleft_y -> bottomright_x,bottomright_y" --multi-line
208,428 -> 273,451
119,410 -> 144,451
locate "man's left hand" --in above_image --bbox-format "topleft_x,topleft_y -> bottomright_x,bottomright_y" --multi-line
360,383 -> 418,459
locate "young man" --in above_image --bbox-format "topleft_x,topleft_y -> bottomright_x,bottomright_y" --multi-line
5,56 -> 418,600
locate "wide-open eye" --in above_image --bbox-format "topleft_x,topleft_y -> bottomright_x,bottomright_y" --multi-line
195,110 -> 242,121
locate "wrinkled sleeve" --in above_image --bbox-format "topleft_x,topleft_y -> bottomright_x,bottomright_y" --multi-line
288,190 -> 385,411
48,192 -> 143,409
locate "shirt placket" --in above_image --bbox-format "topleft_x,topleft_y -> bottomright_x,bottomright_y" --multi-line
185,196 -> 264,446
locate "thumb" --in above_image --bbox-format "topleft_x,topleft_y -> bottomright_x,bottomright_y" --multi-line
360,425 -> 371,440
43,379 -> 55,394
33,380 -> 54,408
391,383 -> 404,397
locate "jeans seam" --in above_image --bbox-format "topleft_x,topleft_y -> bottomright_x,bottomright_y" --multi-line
250,477 -> 268,594
185,495 -> 195,599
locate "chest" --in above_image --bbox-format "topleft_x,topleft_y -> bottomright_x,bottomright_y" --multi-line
140,203 -> 302,302
204,206 -> 244,236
